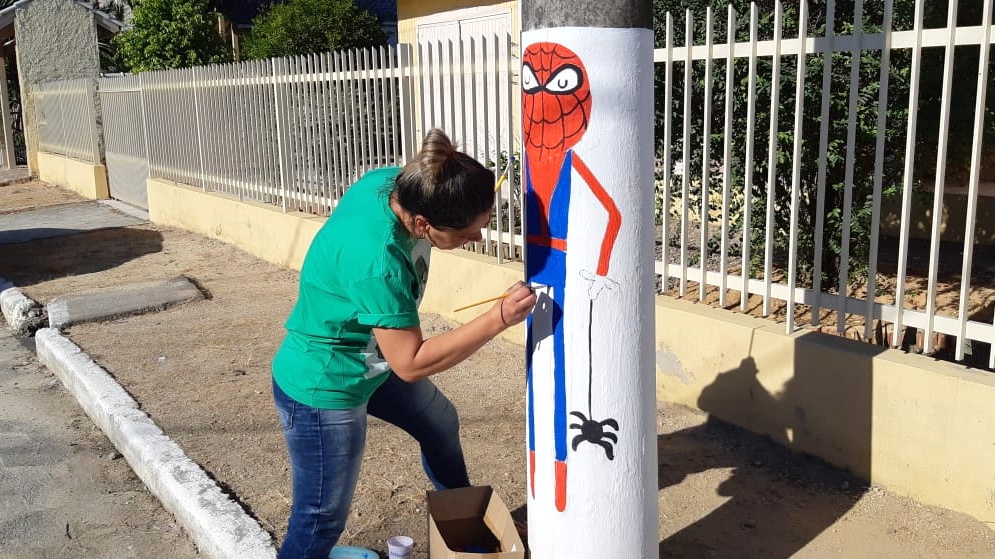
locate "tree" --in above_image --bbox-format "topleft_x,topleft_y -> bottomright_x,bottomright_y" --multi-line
242,0 -> 387,60
112,0 -> 232,72
653,0 -> 993,291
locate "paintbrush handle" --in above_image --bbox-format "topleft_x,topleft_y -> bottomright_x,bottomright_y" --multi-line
452,293 -> 508,312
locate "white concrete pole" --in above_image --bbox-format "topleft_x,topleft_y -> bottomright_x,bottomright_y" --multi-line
521,1 -> 658,557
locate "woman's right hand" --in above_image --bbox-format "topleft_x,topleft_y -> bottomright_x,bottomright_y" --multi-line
494,281 -> 537,327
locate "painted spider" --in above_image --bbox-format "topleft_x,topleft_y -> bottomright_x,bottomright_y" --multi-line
569,411 -> 619,460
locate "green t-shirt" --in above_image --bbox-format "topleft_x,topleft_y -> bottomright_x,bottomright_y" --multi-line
272,167 -> 431,408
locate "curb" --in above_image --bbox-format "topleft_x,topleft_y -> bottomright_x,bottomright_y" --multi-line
1,275 -> 277,558
0,283 -> 45,335
34,328 -> 278,559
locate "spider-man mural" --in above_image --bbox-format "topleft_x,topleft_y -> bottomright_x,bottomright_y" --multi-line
523,42 -> 622,513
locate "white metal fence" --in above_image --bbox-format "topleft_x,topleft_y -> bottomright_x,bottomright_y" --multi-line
133,46 -> 416,216
416,32 -> 521,262
655,0 -> 995,366
34,78 -> 101,164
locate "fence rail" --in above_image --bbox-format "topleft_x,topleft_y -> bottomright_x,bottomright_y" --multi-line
34,78 -> 100,164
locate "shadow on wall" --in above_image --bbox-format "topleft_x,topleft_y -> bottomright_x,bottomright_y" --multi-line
0,227 -> 163,285
659,332 -> 887,558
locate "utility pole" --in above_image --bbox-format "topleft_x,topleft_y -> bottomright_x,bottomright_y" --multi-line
521,0 -> 658,557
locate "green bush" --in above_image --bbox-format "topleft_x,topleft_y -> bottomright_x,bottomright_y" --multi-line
242,0 -> 388,60
112,0 -> 232,72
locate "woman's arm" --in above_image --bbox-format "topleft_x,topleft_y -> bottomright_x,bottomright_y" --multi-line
373,281 -> 535,382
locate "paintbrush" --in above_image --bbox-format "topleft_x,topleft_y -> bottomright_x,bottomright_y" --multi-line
453,293 -> 508,312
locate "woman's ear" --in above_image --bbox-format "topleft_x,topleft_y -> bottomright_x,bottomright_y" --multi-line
412,215 -> 431,237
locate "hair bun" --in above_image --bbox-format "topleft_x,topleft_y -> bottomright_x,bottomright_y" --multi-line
419,129 -> 457,176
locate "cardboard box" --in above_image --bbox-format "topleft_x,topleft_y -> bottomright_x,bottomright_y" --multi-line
427,486 -> 525,558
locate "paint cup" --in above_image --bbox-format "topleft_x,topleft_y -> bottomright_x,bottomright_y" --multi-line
386,535 -> 414,559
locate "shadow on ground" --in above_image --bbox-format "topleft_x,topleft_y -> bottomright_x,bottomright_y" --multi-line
659,331 -> 885,558
0,227 -> 163,286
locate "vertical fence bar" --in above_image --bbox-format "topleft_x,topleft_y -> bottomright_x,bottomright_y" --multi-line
661,12 -> 674,293
425,42 -> 436,130
334,51 -> 349,198
891,0 -> 925,347
466,37 -> 479,160
227,64 -> 242,200
325,52 -> 342,201
375,46 -> 388,170
341,50 -> 353,183
305,54 -> 319,212
680,9 -> 693,298
192,67 -> 207,190
455,38 -> 468,150
488,33 -> 503,255
397,44 -> 415,162
447,39 -> 458,142
359,49 -> 372,176
763,0 -> 783,317
138,73 -> 153,179
864,0 -> 894,340
481,37 -> 491,188
957,0 -> 992,361
387,46 -> 400,164
923,0 -> 961,354
328,52 -> 342,197
87,79 -> 100,164
418,42 -> 428,139
349,50 -> 362,182
503,32 -> 515,263
786,0 -> 808,334
699,7 -> 714,302
837,0 -> 864,334
811,0 -> 836,325
272,58 -> 288,212
318,53 -> 333,210
719,5 -> 736,306
741,3 -> 759,311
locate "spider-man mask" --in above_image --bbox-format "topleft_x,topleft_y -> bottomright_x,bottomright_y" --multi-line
522,42 -> 592,161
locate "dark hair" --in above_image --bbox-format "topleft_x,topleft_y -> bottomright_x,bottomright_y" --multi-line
392,129 -> 495,230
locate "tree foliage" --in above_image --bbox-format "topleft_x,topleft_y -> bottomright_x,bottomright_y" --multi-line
653,0 -> 994,290
242,0 -> 388,60
112,0 -> 232,72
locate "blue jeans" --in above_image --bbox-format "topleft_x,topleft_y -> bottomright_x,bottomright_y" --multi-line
273,374 -> 469,559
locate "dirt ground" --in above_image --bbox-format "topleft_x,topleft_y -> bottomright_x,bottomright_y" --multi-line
4,181 -> 995,558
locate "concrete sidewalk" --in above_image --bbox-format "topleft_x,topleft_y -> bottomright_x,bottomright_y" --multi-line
0,200 -> 147,244
0,199 -> 277,559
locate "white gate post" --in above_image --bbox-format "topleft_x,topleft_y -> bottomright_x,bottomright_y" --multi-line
0,58 -> 15,169
521,0 -> 658,557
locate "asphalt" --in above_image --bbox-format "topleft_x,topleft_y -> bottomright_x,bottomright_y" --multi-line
0,196 -> 277,559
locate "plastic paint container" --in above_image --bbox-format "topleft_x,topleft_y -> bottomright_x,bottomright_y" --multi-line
329,545 -> 379,559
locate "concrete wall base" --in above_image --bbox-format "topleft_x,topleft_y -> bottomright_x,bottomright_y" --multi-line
37,151 -> 108,199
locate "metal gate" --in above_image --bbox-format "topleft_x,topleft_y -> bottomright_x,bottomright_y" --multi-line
99,75 -> 149,210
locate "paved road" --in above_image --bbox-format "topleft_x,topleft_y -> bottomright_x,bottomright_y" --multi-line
0,324 -> 199,559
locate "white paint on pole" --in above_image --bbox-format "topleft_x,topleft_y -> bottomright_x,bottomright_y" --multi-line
522,26 -> 657,558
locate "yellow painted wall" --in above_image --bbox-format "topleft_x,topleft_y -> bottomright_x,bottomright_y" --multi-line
145,179 -> 995,528
654,296 -> 995,526
147,179 -> 323,270
37,151 -> 109,200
